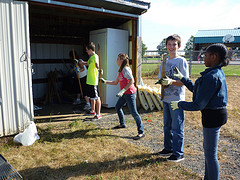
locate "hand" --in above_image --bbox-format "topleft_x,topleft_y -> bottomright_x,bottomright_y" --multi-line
161,76 -> 173,86
74,59 -> 79,63
171,101 -> 179,110
100,78 -> 107,84
173,67 -> 184,80
99,69 -> 103,75
116,88 -> 126,97
155,79 -> 162,85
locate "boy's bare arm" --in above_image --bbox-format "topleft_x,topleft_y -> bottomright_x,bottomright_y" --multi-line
79,61 -> 88,66
172,80 -> 184,86
95,62 -> 99,69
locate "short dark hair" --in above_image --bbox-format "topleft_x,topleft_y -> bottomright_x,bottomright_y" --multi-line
86,42 -> 95,51
206,43 -> 230,66
166,34 -> 181,47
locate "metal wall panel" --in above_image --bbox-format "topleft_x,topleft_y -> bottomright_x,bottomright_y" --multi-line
30,43 -> 81,98
0,0 -> 33,137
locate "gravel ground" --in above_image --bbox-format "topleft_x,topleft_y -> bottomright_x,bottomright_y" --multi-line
84,110 -> 240,180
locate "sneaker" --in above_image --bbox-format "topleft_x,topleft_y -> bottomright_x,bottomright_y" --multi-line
113,125 -> 126,129
84,111 -> 96,116
83,104 -> 91,110
167,154 -> 184,162
133,134 -> 145,140
73,99 -> 81,105
91,115 -> 102,121
158,149 -> 173,156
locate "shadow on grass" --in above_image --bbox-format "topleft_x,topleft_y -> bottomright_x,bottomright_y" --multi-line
37,126 -> 138,143
18,152 -> 166,180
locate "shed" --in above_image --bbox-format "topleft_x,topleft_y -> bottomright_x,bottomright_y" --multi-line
194,28 -> 240,50
0,0 -> 150,137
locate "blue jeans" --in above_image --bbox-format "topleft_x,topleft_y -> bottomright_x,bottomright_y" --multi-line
203,127 -> 221,180
115,92 -> 144,134
163,101 -> 184,157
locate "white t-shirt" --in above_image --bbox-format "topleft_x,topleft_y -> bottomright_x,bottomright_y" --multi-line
77,60 -> 87,78
157,56 -> 189,103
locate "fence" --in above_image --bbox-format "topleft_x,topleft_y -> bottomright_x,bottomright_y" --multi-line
143,50 -> 240,61
142,50 -> 240,75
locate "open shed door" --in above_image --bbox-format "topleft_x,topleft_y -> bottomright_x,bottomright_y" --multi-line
0,0 -> 33,137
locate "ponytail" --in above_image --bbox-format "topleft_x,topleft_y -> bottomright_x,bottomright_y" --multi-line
118,53 -> 129,72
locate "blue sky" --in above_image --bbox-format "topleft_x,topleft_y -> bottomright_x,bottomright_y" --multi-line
141,0 -> 240,50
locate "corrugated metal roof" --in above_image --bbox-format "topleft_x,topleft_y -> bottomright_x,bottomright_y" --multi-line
194,28 -> 240,44
26,0 -> 151,15
195,28 -> 240,37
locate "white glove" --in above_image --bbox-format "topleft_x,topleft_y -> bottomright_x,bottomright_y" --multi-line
116,88 -> 126,97
173,67 -> 184,80
99,69 -> 103,75
74,59 -> 79,63
100,78 -> 107,84
171,101 -> 179,110
161,76 -> 173,86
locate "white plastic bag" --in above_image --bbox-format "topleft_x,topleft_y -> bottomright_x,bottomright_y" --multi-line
14,121 -> 40,146
13,133 -> 23,144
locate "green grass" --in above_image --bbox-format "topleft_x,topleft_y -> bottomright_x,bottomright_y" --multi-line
141,63 -> 160,76
141,63 -> 240,77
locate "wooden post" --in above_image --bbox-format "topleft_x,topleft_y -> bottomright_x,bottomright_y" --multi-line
131,19 -> 138,86
98,44 -> 103,103
161,53 -> 168,100
72,49 -> 83,98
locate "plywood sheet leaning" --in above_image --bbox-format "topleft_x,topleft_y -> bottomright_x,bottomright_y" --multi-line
137,85 -> 149,110
147,86 -> 162,111
153,87 -> 163,108
142,86 -> 155,111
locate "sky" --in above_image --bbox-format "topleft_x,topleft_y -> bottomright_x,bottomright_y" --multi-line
141,0 -> 240,50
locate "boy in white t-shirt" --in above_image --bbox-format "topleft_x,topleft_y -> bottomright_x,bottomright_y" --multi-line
156,34 -> 189,162
69,51 -> 90,110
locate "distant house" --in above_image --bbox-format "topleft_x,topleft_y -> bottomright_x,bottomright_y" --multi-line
194,28 -> 240,51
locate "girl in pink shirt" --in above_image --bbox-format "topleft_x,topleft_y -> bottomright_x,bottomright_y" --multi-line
100,53 -> 145,140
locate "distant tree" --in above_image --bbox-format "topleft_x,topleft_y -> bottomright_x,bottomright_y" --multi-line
157,38 -> 167,55
184,35 -> 194,57
142,41 -> 147,57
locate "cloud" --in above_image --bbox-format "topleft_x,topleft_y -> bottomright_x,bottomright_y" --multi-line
142,0 -> 240,49
143,0 -> 239,29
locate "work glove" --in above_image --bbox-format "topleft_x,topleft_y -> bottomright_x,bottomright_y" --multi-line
161,76 -> 174,86
116,88 -> 126,97
155,79 -> 162,85
155,76 -> 173,86
99,69 -> 103,75
171,101 -> 179,110
173,67 -> 184,80
74,59 -> 79,63
100,78 -> 107,84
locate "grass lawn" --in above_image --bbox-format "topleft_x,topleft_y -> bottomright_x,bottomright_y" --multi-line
1,76 -> 239,179
0,119 -> 200,179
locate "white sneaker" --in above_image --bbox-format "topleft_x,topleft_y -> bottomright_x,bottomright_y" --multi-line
83,104 -> 91,110
73,99 -> 81,105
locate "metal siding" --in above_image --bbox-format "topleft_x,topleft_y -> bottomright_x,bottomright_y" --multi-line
0,0 -> 33,137
30,43 -> 81,98
195,29 -> 240,37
